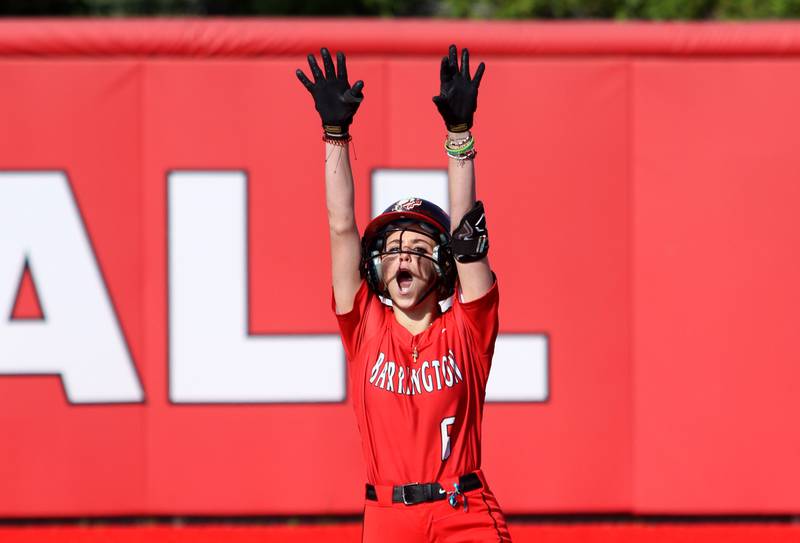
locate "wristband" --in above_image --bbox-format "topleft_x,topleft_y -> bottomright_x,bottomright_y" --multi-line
323,133 -> 352,146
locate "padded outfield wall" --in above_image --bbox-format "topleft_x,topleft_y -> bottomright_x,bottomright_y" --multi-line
0,20 -> 799,518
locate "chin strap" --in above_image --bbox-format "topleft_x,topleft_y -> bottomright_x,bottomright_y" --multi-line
414,279 -> 440,309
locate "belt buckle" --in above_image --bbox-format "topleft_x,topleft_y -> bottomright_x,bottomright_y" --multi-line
401,482 -> 419,505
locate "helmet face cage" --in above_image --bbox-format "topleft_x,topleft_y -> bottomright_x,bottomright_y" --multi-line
363,220 -> 456,301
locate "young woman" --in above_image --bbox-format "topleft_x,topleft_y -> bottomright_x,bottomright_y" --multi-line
297,44 -> 512,543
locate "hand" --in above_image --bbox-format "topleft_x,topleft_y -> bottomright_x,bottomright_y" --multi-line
296,48 -> 364,137
432,44 -> 485,133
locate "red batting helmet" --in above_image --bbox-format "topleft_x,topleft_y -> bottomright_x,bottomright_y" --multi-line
361,198 -> 457,300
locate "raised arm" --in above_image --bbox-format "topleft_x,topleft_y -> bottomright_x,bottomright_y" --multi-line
433,45 -> 493,302
297,48 -> 364,313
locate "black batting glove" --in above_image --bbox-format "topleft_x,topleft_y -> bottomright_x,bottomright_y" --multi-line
432,44 -> 485,133
296,48 -> 364,137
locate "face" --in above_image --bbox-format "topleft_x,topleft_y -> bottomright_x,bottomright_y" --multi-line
380,229 -> 438,309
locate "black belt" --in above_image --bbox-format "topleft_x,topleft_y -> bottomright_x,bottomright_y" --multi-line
365,472 -> 482,505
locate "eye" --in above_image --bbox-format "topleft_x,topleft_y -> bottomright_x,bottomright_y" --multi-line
386,246 -> 401,254
413,246 -> 429,255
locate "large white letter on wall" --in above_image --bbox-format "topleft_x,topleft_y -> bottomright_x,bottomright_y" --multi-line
168,171 -> 344,402
0,171 -> 143,403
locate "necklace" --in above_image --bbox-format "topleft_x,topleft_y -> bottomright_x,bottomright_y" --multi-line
404,318 -> 434,364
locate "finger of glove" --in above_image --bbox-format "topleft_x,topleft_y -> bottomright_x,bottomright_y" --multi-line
296,69 -> 314,91
432,97 -> 450,117
321,48 -> 336,80
473,62 -> 485,88
461,48 -> 470,80
343,80 -> 364,103
448,44 -> 458,69
307,54 -> 324,82
337,51 -> 348,81
432,96 -> 447,111
439,56 -> 449,84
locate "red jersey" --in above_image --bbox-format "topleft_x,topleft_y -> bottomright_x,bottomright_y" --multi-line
334,278 -> 499,486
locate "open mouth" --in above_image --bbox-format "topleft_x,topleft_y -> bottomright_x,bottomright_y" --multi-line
396,270 -> 413,294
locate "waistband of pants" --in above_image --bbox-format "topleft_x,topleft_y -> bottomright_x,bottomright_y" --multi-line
365,470 -> 484,506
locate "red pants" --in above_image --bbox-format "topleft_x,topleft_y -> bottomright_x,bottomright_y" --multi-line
361,470 -> 512,542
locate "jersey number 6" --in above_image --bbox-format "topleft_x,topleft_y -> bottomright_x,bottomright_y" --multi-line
440,416 -> 455,461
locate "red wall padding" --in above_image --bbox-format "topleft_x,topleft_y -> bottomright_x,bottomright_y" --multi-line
4,20 -> 800,56
0,21 -> 798,516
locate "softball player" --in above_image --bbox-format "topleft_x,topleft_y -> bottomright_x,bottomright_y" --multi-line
297,44 -> 511,543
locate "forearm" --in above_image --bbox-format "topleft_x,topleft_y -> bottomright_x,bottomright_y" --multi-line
325,142 -> 357,234
447,130 -> 476,231
324,140 -> 362,312
446,129 -> 493,300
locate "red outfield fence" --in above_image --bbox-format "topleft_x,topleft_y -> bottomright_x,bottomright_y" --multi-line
1,20 -> 799,522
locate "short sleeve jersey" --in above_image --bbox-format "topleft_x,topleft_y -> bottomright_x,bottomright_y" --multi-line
334,278 -> 499,485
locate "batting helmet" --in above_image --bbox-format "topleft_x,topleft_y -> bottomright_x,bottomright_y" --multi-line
361,198 -> 457,301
